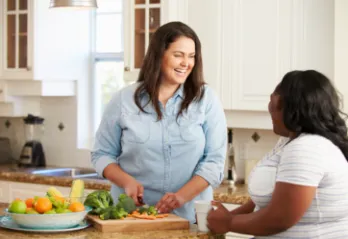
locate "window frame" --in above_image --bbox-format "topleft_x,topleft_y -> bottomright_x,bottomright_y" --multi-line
90,2 -> 125,134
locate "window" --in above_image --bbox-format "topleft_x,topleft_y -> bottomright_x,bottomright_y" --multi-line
92,0 -> 125,132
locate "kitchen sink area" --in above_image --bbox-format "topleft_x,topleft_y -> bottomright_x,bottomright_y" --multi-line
31,168 -> 103,179
2,166 -> 105,180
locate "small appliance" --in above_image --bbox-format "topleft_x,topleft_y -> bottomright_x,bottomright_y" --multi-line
18,114 -> 46,167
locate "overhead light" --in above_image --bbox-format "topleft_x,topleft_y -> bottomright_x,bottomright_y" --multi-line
49,0 -> 98,9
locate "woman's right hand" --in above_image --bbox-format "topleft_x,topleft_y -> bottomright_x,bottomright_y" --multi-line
103,164 -> 144,206
123,178 -> 144,206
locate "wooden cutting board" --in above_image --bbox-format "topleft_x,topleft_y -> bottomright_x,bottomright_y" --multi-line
86,214 -> 190,232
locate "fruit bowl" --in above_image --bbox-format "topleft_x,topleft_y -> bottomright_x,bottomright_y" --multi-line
5,196 -> 92,229
5,207 -> 91,229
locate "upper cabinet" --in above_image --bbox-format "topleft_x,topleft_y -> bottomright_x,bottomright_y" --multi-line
123,0 -> 188,82
1,0 -> 32,79
220,0 -> 334,112
186,0 -> 335,129
334,0 -> 348,115
0,0 -> 93,116
0,0 -> 91,82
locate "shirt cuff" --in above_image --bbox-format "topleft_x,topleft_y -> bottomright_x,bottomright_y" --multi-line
94,156 -> 117,178
194,170 -> 223,189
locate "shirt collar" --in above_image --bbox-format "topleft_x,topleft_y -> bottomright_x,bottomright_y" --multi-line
139,84 -> 184,99
173,84 -> 184,99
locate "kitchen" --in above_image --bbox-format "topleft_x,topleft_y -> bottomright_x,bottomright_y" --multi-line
0,0 -> 348,238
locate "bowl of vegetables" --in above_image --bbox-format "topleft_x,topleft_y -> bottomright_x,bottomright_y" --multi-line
6,181 -> 91,229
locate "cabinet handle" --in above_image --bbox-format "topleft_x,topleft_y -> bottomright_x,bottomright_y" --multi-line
124,66 -> 130,72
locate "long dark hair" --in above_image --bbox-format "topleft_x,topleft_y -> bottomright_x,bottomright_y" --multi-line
276,70 -> 348,160
134,21 -> 205,120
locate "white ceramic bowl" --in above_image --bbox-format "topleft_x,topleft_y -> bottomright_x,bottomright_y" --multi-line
5,207 -> 92,229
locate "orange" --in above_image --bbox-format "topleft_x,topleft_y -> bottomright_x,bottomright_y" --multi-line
68,202 -> 85,212
55,196 -> 65,204
34,197 -> 52,214
25,198 -> 34,208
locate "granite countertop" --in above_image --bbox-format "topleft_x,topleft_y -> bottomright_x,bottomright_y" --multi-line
0,165 -> 251,239
0,165 -> 250,205
0,203 -> 226,239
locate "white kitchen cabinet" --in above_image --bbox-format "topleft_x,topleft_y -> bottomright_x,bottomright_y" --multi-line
334,0 -> 348,115
1,0 -> 32,79
123,0 -> 188,82
0,0 -> 87,116
220,0 -> 334,113
0,181 -> 95,203
179,0 -> 334,129
0,0 -> 89,82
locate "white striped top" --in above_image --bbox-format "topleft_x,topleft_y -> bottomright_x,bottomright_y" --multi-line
248,134 -> 348,238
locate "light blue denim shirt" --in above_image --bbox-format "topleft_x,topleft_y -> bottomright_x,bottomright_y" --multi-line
91,83 -> 227,223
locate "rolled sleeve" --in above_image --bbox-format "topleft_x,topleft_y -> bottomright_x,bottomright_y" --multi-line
194,87 -> 227,188
91,92 -> 122,177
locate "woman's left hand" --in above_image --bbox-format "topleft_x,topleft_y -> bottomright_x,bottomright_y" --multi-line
155,193 -> 185,213
207,201 -> 232,234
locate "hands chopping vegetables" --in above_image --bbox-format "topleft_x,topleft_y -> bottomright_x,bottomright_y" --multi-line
123,178 -> 144,206
84,190 -> 168,220
155,192 -> 185,214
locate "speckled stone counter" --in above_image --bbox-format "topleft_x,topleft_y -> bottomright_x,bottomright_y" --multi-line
0,203 -> 225,239
0,166 -> 251,238
0,165 -> 250,205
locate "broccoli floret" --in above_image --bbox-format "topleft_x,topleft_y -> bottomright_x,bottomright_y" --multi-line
90,207 -> 106,215
99,207 -> 112,220
137,205 -> 158,215
138,205 -> 148,214
84,190 -> 114,215
110,206 -> 128,219
99,191 -> 114,208
117,194 -> 136,213
84,194 -> 105,209
147,206 -> 158,215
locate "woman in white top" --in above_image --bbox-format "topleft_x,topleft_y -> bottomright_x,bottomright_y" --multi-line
207,70 -> 348,238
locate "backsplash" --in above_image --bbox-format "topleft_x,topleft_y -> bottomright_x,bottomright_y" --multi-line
232,128 -> 280,183
0,97 -> 279,177
0,96 -> 91,168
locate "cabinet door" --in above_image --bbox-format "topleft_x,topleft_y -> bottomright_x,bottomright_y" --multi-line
220,0 -> 334,111
2,0 -> 33,80
220,0 -> 292,111
123,0 -> 161,82
185,0 -> 222,101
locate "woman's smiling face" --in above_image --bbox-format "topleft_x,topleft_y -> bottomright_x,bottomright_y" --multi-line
160,36 -> 196,86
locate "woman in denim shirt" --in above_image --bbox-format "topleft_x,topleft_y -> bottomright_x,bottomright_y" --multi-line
91,21 -> 227,223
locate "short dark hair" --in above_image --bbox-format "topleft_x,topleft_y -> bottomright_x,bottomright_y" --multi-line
276,70 -> 348,160
134,21 -> 205,120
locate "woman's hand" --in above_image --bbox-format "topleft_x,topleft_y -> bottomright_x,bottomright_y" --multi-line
155,192 -> 185,213
207,201 -> 232,234
123,178 -> 144,206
